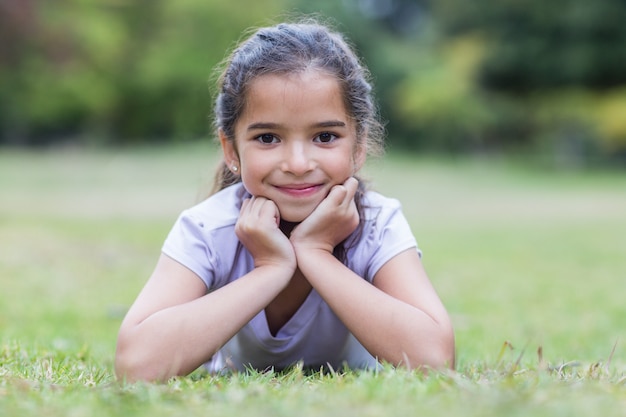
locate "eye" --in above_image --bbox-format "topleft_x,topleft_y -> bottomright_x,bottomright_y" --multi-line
314,132 -> 337,143
255,134 -> 279,144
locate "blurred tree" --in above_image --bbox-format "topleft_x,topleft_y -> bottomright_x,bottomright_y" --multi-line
0,0 -> 288,145
0,0 -> 50,144
435,0 -> 626,161
1,0 -> 625,163
437,0 -> 626,90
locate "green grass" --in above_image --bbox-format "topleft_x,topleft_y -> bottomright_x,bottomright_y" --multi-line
1,143 -> 625,416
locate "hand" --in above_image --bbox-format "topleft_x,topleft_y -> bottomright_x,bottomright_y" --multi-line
290,177 -> 360,254
235,196 -> 297,272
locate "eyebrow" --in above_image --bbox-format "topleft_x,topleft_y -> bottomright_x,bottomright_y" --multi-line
246,120 -> 347,131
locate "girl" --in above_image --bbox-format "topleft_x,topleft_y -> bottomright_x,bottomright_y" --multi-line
115,20 -> 455,382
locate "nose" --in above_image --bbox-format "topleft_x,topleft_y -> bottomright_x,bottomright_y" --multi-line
281,142 -> 315,176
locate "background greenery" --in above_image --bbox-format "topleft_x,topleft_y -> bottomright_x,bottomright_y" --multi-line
2,0 -> 626,164
1,146 -> 625,415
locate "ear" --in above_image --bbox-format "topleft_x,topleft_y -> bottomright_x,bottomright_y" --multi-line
219,129 -> 239,171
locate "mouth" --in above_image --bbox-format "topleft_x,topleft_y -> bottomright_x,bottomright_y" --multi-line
275,183 -> 323,197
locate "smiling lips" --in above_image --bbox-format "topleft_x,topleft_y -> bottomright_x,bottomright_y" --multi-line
275,183 -> 323,197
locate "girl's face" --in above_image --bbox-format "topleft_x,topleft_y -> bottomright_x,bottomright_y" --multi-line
221,70 -> 366,223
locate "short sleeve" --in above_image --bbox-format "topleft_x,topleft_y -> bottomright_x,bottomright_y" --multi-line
161,211 -> 217,289
349,196 -> 419,282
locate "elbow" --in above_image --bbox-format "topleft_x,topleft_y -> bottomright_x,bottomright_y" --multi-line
114,340 -> 148,383
424,321 -> 455,371
428,338 -> 455,371
403,322 -> 456,372
115,335 -> 169,383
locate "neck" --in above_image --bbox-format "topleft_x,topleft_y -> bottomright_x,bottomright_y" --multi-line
279,219 -> 299,236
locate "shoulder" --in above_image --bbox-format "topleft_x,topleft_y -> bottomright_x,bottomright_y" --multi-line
178,182 -> 249,231
347,189 -> 418,281
362,189 -> 402,207
361,189 -> 404,222
161,183 -> 251,287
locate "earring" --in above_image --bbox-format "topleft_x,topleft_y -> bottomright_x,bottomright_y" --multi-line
231,165 -> 239,172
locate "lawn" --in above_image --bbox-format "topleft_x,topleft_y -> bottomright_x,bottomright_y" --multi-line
1,143 -> 625,416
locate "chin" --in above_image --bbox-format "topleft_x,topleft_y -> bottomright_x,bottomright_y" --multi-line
279,207 -> 315,223
279,214 -> 307,223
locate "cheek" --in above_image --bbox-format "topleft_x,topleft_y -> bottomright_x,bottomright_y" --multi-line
331,152 -> 357,176
238,160 -> 267,192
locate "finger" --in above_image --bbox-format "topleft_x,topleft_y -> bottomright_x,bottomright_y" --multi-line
258,198 -> 281,226
329,177 -> 358,209
341,178 -> 360,223
326,184 -> 348,206
239,197 -> 251,215
245,196 -> 279,227
342,177 -> 359,205
247,196 -> 268,218
239,197 -> 266,230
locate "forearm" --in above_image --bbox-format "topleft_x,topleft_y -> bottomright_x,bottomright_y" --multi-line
115,266 -> 290,382
296,250 -> 454,370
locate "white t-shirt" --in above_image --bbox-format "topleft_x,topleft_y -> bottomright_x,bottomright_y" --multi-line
162,182 -> 419,373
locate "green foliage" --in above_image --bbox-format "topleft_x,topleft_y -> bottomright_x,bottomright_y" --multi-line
442,0 -> 626,90
1,0 -> 626,161
431,0 -> 626,158
0,0 -> 289,144
392,35 -> 496,151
